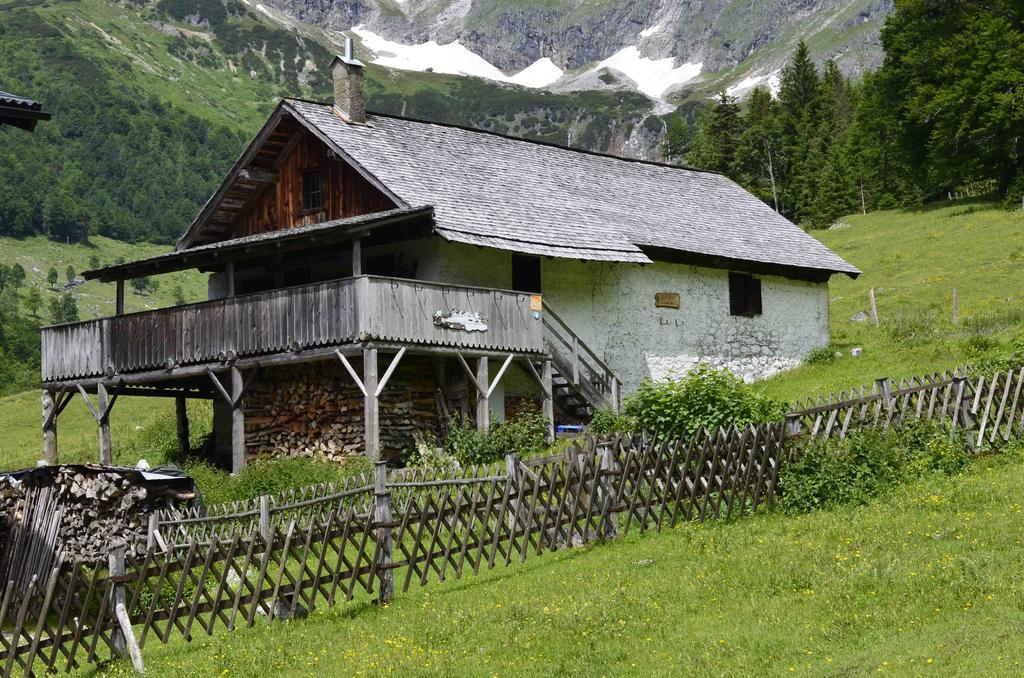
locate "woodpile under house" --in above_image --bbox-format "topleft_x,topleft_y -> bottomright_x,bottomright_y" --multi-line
36,39 -> 858,472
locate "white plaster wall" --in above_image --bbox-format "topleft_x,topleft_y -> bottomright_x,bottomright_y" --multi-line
424,239 -> 830,393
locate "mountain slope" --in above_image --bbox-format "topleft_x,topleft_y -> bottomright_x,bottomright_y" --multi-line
263,0 -> 895,104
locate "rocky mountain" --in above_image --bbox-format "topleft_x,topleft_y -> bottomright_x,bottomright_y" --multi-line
260,0 -> 895,105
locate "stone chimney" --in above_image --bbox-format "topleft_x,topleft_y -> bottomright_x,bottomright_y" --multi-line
331,37 -> 366,124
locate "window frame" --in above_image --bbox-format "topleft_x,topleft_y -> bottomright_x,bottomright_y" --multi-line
728,272 -> 763,318
301,167 -> 325,213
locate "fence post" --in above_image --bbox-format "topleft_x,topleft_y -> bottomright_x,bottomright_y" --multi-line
108,545 -> 144,674
147,513 -> 159,551
784,414 -> 802,439
505,452 -> 521,534
875,377 -> 893,405
952,375 -> 978,450
373,462 -> 394,604
259,494 -> 271,540
598,442 -> 618,540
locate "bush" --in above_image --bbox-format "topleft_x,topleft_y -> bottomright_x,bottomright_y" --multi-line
779,421 -> 972,514
805,345 -> 835,365
588,408 -> 635,435
623,365 -> 783,439
417,410 -> 550,467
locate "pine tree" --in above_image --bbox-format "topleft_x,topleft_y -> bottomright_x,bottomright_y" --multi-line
733,87 -> 784,212
776,41 -> 823,224
708,91 -> 743,174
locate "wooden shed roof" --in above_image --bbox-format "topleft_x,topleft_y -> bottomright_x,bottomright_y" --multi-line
0,90 -> 51,131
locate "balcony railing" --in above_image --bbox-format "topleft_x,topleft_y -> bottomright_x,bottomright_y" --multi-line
41,276 -> 545,383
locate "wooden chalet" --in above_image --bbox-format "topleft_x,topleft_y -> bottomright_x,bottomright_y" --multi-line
38,42 -> 858,472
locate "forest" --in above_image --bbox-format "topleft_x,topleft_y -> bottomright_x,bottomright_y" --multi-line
669,0 -> 1024,228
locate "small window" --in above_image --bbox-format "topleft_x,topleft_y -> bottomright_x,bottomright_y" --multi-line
728,272 -> 762,317
301,169 -> 324,212
512,254 -> 542,293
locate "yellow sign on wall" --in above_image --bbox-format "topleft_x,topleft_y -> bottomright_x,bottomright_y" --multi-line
655,292 -> 680,309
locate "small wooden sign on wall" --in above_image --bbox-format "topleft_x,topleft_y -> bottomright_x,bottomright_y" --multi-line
655,292 -> 680,309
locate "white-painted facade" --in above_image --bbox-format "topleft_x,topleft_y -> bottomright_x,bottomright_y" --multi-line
397,238 -> 830,393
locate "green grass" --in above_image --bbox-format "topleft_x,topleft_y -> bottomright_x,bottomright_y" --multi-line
756,199 -> 1024,403
0,391 -> 182,470
91,453 -> 1024,677
2,234 -> 206,321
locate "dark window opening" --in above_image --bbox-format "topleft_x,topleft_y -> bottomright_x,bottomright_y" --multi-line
366,253 -> 397,277
283,267 -> 312,287
302,168 -> 325,212
512,254 -> 542,293
728,272 -> 762,317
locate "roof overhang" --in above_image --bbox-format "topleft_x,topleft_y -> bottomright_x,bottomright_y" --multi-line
85,206 -> 434,283
641,246 -> 861,281
0,96 -> 51,132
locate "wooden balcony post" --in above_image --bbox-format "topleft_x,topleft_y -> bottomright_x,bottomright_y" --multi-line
175,396 -> 190,458
373,461 -> 394,603
97,382 -> 112,465
364,348 -> 379,460
225,261 -> 235,298
352,237 -> 362,276
115,280 -> 125,316
230,366 -> 245,473
476,356 -> 489,432
41,389 -> 57,464
542,359 -> 554,443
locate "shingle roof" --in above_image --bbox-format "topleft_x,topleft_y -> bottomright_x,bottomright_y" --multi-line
0,89 -> 51,131
284,99 -> 859,277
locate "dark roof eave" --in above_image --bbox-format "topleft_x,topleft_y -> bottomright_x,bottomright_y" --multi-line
640,246 -> 860,282
83,206 -> 435,282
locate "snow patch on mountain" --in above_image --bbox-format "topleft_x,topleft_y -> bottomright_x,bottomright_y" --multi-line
639,24 -> 662,38
590,46 -> 701,99
726,70 -> 781,98
350,25 -> 562,87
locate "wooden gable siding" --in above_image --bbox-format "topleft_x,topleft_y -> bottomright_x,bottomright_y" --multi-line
231,128 -> 396,238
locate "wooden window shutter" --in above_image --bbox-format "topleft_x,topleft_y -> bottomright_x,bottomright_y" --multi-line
750,277 -> 762,315
728,272 -> 744,316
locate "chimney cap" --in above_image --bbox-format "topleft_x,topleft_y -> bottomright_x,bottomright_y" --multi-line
332,36 -> 364,68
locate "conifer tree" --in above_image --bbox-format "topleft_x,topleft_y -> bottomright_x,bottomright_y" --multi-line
733,87 -> 784,212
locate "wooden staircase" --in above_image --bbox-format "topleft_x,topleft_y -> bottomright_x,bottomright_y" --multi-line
541,303 -> 621,421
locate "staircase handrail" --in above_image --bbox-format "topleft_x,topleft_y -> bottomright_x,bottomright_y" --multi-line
541,301 -> 622,410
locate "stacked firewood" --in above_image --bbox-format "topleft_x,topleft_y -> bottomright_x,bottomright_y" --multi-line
245,362 -> 440,460
1,466 -> 196,566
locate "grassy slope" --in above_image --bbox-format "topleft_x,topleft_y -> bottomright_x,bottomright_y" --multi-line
94,455 -> 1024,677
756,199 -> 1024,402
3,235 -> 206,320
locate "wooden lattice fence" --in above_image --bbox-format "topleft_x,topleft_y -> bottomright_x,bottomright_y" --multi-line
5,365 -> 1024,676
0,424 -> 785,675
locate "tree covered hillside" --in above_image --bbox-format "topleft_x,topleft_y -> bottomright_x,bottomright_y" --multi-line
669,0 -> 1024,228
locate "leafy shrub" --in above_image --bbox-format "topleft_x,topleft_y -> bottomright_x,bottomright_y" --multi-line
779,421 -> 971,514
805,345 -> 836,365
588,408 -> 635,435
623,365 -> 783,439
426,410 -> 549,467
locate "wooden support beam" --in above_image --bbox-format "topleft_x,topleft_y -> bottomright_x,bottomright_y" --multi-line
486,353 -> 515,398
352,237 -> 362,276
238,168 -> 278,183
41,390 -> 57,464
455,352 -> 486,395
97,382 -> 111,465
364,348 -> 379,460
230,366 -> 245,473
476,356 -> 489,433
542,359 -> 554,444
206,369 -> 233,405
375,347 -> 406,397
225,261 -> 235,298
115,280 -> 125,316
176,396 -> 190,459
335,349 -> 367,396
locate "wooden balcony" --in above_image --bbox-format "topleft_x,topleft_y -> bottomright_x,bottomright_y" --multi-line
41,276 -> 545,384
